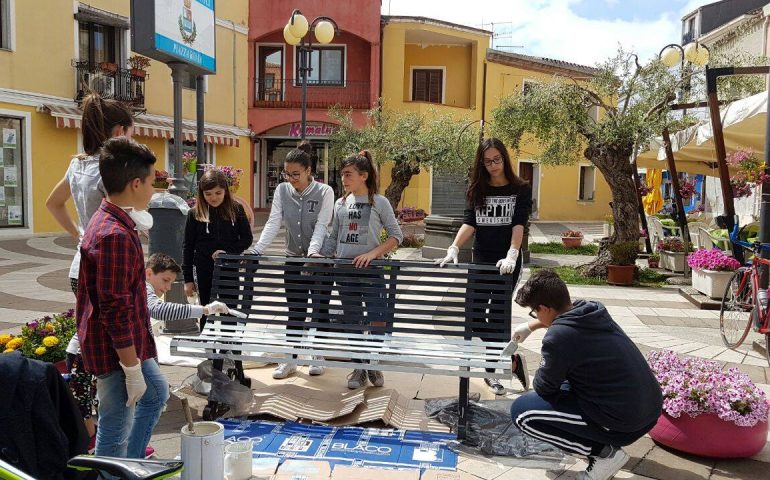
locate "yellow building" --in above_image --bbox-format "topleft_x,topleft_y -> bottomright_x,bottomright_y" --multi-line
380,16 -> 612,221
0,0 -> 251,234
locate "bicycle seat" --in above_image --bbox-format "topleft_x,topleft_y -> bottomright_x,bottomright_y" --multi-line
67,455 -> 183,480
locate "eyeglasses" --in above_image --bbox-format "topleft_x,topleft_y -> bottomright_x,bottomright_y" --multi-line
281,171 -> 303,180
483,156 -> 503,166
528,309 -> 538,319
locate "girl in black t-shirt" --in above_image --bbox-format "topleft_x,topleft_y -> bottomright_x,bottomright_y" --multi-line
436,137 -> 531,395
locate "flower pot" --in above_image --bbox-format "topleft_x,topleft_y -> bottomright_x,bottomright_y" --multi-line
561,236 -> 583,249
607,264 -> 635,286
691,269 -> 734,299
648,259 -> 659,269
661,251 -> 686,273
130,68 -> 147,78
99,62 -> 118,73
650,411 -> 768,459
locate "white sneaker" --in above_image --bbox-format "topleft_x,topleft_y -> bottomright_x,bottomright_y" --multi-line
577,446 -> 629,480
272,363 -> 297,379
367,370 -> 384,387
347,369 -> 368,389
309,357 -> 325,376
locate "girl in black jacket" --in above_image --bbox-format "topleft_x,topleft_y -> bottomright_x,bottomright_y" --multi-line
183,170 -> 253,330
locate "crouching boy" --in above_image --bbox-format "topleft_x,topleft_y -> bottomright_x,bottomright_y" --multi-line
509,270 -> 662,480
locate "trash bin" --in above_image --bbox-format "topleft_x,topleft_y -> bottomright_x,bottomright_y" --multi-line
148,192 -> 190,265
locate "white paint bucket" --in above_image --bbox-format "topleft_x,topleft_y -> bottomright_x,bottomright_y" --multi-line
181,421 -> 225,480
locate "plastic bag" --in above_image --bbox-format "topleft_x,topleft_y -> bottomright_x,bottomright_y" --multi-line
424,396 -> 569,469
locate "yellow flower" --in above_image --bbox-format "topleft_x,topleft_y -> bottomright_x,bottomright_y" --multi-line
43,336 -> 60,347
45,323 -> 55,331
6,338 -> 23,350
0,334 -> 11,346
3,348 -> 13,353
34,346 -> 46,356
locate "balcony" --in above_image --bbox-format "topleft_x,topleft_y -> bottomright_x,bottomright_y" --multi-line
254,78 -> 371,110
682,30 -> 695,45
73,61 -> 146,110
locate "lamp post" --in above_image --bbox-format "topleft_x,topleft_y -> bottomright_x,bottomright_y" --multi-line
283,9 -> 339,141
657,42 -> 710,276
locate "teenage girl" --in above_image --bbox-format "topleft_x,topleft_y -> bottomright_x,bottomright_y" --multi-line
319,151 -> 402,389
436,137 -> 532,395
183,169 -> 253,330
45,93 -> 134,437
246,146 -> 334,379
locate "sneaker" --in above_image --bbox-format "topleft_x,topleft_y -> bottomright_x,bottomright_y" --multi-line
577,446 -> 629,480
347,369 -> 369,389
367,370 -> 385,387
191,375 -> 212,395
484,377 -> 506,395
145,446 -> 155,459
512,353 -> 529,391
309,357 -> 325,376
272,363 -> 297,379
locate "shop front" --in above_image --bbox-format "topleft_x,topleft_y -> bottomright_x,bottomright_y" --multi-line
255,121 -> 340,209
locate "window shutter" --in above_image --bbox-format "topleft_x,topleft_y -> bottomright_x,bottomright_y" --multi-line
428,70 -> 442,103
413,70 -> 427,101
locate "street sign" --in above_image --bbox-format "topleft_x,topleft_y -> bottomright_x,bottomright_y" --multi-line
131,0 -> 217,74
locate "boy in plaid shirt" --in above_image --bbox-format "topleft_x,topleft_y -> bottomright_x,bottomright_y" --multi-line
77,137 -> 167,461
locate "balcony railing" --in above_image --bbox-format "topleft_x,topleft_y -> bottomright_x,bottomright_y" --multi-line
254,78 -> 372,110
682,31 -> 695,45
74,61 -> 146,109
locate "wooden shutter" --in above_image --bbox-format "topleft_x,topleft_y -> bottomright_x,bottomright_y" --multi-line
413,70 -> 427,101
428,70 -> 442,103
412,69 -> 442,103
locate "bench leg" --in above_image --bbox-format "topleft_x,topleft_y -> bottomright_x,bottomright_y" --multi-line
203,358 -> 226,421
458,377 -> 469,441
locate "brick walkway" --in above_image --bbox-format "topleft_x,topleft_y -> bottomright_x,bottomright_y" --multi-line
1,232 -> 768,479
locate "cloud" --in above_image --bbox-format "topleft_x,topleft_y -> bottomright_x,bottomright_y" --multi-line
384,0 -> 683,66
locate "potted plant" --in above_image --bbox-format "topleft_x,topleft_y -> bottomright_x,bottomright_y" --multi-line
688,248 -> 741,299
1,310 -> 77,373
647,350 -> 769,458
128,54 -> 151,78
204,164 -> 244,194
679,180 -> 696,200
153,169 -> 170,190
657,237 -> 691,273
98,61 -> 118,73
561,230 -> 584,248
396,207 -> 426,223
607,241 -> 638,286
728,148 -> 770,198
648,252 -> 660,269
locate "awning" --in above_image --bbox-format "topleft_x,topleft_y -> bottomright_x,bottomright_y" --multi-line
41,104 -> 243,147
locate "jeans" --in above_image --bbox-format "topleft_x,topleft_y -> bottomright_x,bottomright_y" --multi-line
338,273 -> 391,364
95,358 -> 169,463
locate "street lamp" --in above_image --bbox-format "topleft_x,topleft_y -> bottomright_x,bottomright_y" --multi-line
283,9 -> 339,140
659,42 -> 710,69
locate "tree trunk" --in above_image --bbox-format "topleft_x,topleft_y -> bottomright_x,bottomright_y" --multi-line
383,159 -> 421,211
580,145 -> 639,278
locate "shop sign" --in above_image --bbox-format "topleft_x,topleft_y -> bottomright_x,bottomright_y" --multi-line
289,123 -> 336,138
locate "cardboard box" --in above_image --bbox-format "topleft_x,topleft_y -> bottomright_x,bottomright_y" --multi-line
331,465 -> 420,480
327,389 -> 450,432
420,470 -> 462,480
276,460 -> 332,478
240,384 -> 366,422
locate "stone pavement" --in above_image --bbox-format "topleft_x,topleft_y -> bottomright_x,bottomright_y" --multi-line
1,231 -> 769,479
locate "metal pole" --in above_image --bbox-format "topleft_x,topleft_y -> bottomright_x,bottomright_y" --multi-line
758,77 -> 770,290
196,75 -> 206,171
300,42 -> 308,141
662,127 -> 691,276
168,63 -> 189,199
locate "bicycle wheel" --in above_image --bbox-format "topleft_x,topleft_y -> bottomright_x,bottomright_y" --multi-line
765,333 -> 770,368
720,268 -> 753,348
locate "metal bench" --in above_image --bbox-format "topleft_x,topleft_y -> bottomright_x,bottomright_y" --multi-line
171,255 -> 514,439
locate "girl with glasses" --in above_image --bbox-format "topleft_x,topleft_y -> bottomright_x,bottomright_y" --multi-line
435,137 -> 532,395
245,143 -> 334,379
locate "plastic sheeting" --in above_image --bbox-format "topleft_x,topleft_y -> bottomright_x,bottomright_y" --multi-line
424,396 -> 571,470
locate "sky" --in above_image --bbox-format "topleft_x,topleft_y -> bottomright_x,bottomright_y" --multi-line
382,0 -> 711,66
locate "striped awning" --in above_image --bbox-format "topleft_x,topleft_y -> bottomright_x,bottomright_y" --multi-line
42,104 -> 241,147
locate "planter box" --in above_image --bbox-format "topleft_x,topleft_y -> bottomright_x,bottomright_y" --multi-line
607,265 -> 635,286
650,411 -> 768,459
660,251 -> 686,273
691,269 -> 734,299
561,236 -> 583,248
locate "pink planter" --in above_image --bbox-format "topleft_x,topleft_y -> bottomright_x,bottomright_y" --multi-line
650,412 -> 768,458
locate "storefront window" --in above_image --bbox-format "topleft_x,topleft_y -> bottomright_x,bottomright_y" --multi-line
265,139 -> 337,205
0,117 -> 24,227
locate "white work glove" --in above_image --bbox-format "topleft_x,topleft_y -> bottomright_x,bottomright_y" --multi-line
496,248 -> 519,275
513,322 -> 532,343
434,245 -> 459,267
120,361 -> 147,407
206,301 -> 229,315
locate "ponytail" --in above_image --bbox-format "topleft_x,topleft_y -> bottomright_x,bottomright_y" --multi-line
340,150 -> 378,205
81,93 -> 133,156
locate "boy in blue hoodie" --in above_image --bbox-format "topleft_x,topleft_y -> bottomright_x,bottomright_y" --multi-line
509,270 -> 662,480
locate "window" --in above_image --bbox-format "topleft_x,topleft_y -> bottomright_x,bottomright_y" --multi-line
180,72 -> 207,91
578,165 -> 595,201
0,116 -> 26,227
258,46 -> 283,101
79,21 -> 120,66
296,46 -> 344,85
522,80 -> 539,96
686,17 -> 695,34
412,69 -> 443,103
0,0 -> 11,50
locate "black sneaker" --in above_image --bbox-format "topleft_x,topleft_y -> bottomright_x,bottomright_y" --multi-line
512,353 -> 529,391
484,377 -> 506,395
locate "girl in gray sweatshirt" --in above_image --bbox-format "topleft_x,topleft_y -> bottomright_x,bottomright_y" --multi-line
320,151 -> 402,390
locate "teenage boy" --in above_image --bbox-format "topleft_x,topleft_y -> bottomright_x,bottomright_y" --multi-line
509,270 -> 662,480
77,137 -> 168,461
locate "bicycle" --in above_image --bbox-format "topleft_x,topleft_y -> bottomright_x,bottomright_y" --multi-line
0,456 -> 183,480
718,216 -> 770,366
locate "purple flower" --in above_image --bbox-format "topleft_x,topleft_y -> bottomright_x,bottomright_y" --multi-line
687,248 -> 740,271
27,321 -> 38,329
